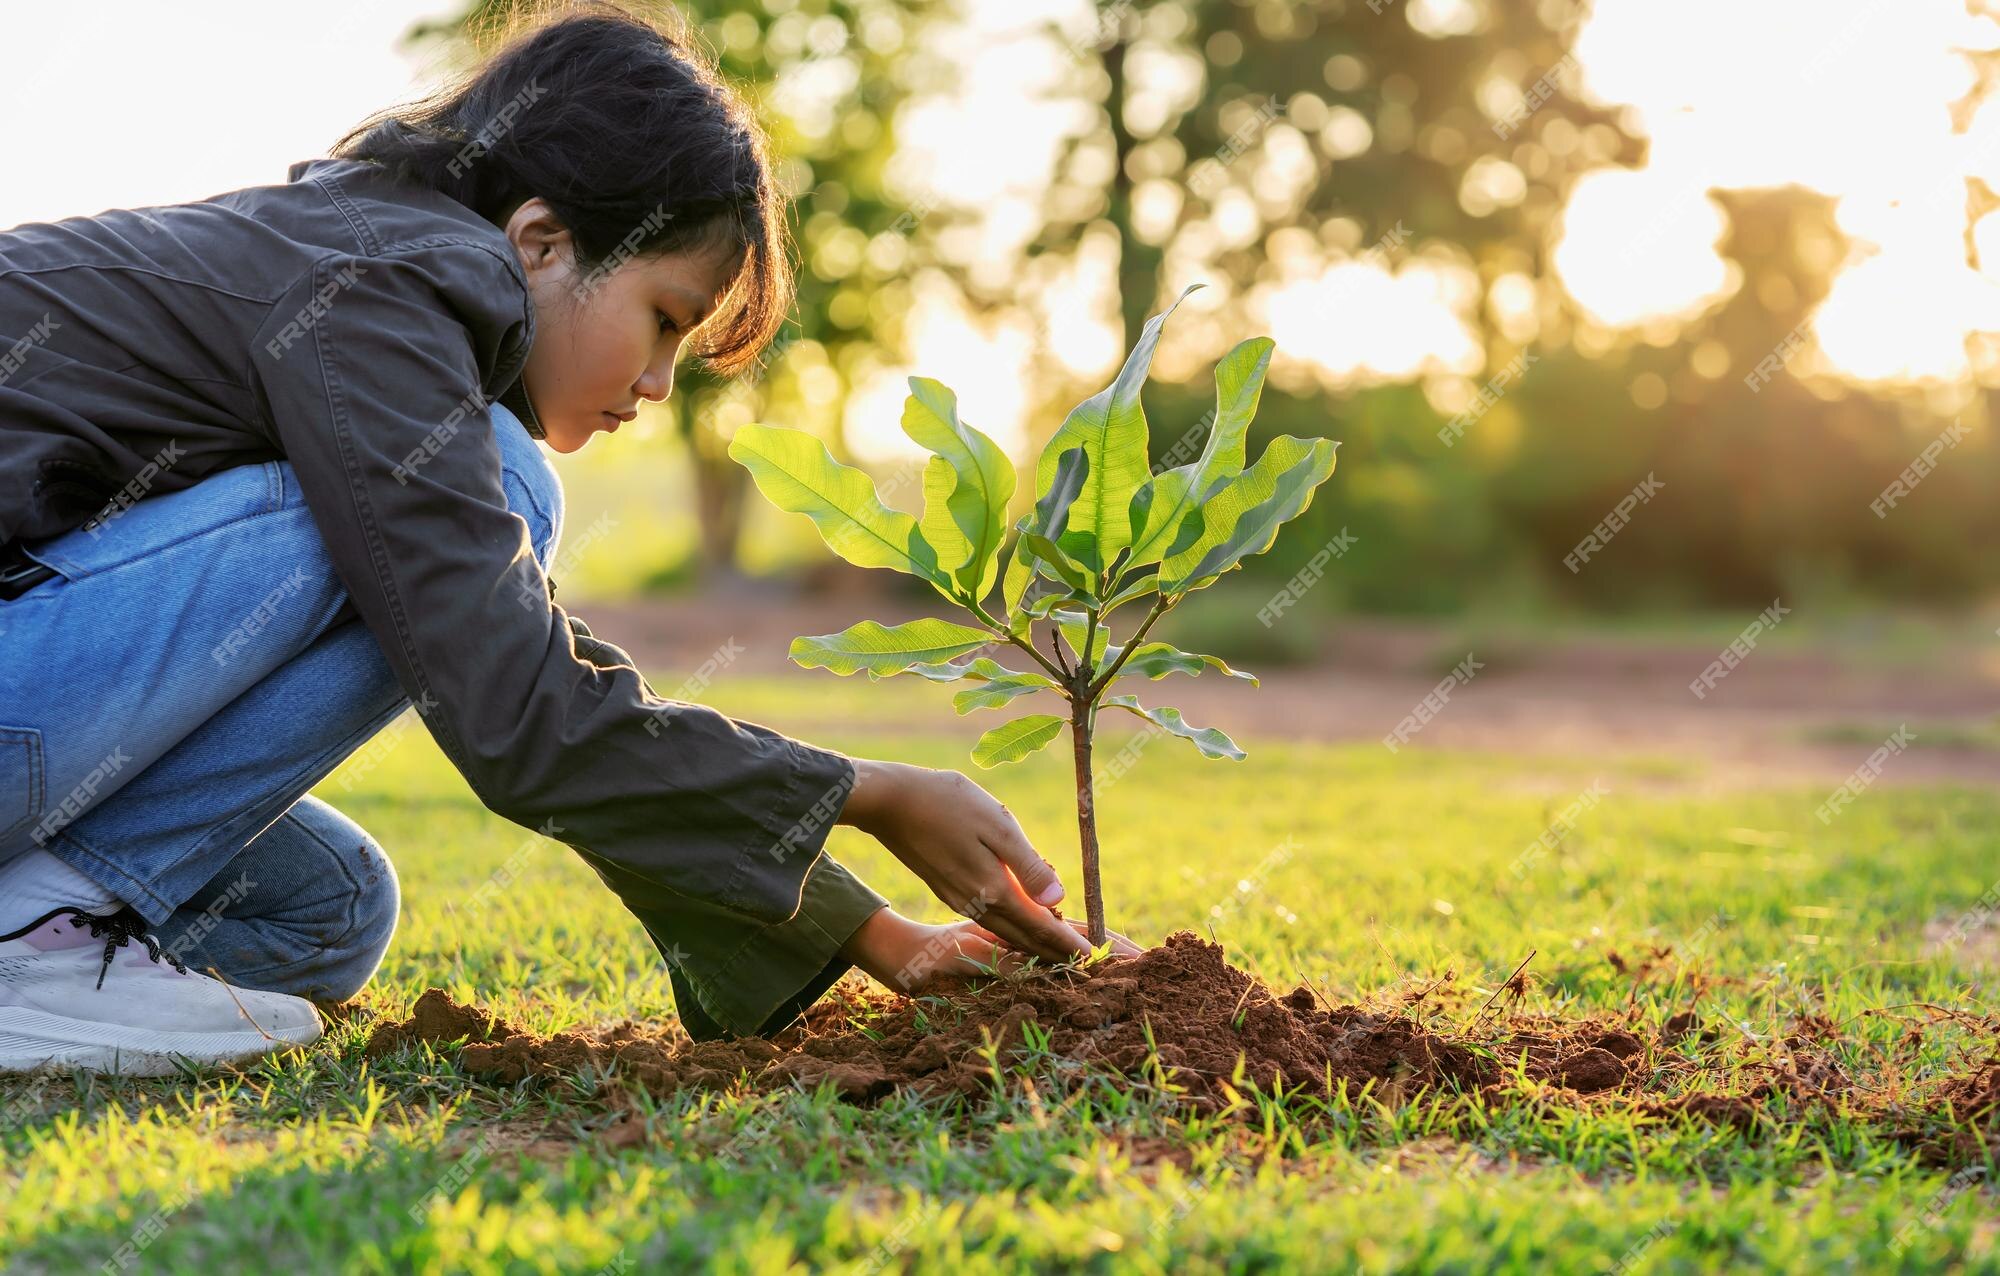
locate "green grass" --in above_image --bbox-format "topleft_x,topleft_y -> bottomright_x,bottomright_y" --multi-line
3,680 -> 1997,1273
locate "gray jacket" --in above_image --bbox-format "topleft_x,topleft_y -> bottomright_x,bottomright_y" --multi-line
0,157 -> 885,1036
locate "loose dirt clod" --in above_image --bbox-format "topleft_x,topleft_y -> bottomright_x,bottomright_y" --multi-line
363,932 -> 2000,1165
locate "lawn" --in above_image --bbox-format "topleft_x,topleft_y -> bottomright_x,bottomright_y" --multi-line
2,682 -> 1996,1274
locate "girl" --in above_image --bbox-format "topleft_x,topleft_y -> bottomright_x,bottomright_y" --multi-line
0,2 -> 1133,1076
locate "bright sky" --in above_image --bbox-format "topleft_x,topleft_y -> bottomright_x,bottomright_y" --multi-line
0,0 -> 449,232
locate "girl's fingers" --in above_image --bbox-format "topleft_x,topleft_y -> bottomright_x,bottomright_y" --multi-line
1056,918 -> 1145,956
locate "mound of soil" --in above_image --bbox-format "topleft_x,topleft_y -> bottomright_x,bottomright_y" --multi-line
368,934 -> 1572,1106
364,931 -> 1999,1165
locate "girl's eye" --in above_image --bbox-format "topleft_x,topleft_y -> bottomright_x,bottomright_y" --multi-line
657,310 -> 679,335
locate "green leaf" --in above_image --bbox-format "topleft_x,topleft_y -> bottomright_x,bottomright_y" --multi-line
903,655 -> 1040,684
971,714 -> 1068,767
1126,337 -> 1274,570
1054,609 -> 1109,670
1020,532 -> 1095,595
1108,641 -> 1259,686
902,378 -> 1016,600
789,618 -> 994,677
1158,435 -> 1339,595
1101,694 -> 1246,760
1033,446 -> 1090,541
1033,283 -> 1201,570
1021,588 -> 1081,620
1099,568 -> 1158,615
728,423 -> 947,589
953,672 -> 1055,714
1001,525 -> 1037,631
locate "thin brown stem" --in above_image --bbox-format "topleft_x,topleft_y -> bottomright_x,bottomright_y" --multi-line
1085,595 -> 1171,701
1045,621 -> 1072,679
1069,706 -> 1106,946
963,596 -> 1071,686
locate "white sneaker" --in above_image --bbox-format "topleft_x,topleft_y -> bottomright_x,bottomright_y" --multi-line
0,906 -> 323,1076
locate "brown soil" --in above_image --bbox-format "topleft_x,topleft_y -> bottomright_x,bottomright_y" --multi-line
365,932 -> 2000,1168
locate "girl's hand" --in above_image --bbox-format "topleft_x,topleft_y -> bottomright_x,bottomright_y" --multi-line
839,907 -> 1015,994
840,907 -> 1144,995
837,758 -> 1085,964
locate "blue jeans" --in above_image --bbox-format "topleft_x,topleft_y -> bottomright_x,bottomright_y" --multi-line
0,404 -> 563,1001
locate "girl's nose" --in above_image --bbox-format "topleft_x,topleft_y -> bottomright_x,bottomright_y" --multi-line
635,365 -> 672,404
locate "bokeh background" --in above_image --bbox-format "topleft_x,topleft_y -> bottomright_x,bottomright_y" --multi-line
13,0 -> 2000,767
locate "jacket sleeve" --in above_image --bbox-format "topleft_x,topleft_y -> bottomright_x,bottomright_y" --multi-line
244,243 -> 856,927
560,617 -> 890,1036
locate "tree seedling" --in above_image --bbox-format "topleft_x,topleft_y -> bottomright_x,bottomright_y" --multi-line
727,284 -> 1339,945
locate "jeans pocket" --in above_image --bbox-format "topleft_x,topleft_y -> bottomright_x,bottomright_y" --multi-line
17,460 -> 285,583
0,726 -> 45,846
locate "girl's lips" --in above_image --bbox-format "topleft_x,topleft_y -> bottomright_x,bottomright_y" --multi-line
601,412 -> 622,431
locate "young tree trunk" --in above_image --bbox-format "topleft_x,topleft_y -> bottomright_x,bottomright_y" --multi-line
1070,708 -> 1106,947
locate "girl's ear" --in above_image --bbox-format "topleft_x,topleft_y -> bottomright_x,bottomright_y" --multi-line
505,197 -> 575,278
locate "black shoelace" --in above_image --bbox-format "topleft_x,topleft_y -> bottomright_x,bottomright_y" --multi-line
69,908 -> 189,990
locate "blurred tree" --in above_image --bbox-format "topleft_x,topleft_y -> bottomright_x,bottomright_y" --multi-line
403,0 -> 953,587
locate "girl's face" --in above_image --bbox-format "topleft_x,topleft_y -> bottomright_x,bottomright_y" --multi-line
504,197 -> 744,453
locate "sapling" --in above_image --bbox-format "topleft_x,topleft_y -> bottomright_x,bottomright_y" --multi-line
727,284 -> 1338,946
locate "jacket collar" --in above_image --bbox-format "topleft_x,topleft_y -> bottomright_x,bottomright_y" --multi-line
498,372 -> 546,440
286,157 -> 547,441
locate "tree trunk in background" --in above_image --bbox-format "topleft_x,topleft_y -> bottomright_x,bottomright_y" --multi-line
1102,31 -> 1161,356
692,450 -> 749,587
678,388 -> 750,588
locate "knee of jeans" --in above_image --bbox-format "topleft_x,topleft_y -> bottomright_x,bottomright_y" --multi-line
302,828 -> 399,1001
489,403 -> 565,569
266,808 -> 400,1002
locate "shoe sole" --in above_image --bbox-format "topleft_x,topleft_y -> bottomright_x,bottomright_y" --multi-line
0,1006 -> 323,1076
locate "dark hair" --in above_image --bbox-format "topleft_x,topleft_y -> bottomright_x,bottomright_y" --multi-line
332,1 -> 793,376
